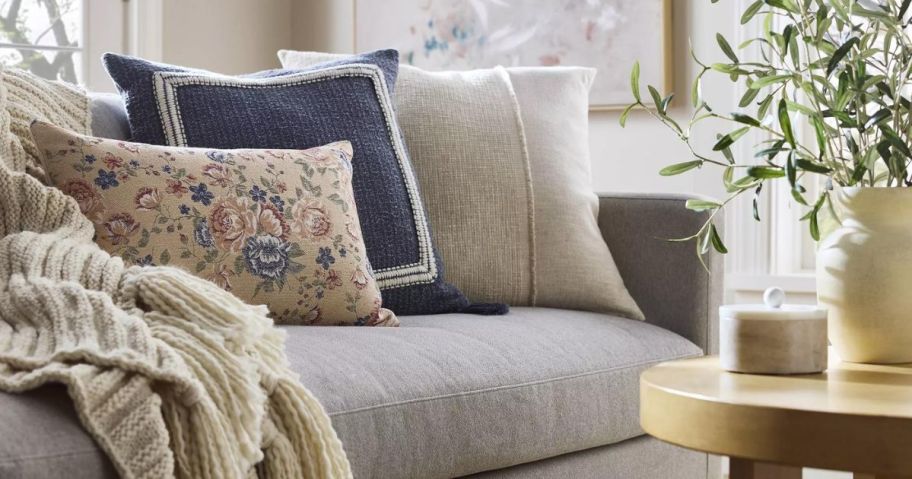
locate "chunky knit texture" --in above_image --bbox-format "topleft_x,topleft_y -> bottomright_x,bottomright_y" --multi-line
0,67 -> 351,479
0,68 -> 90,176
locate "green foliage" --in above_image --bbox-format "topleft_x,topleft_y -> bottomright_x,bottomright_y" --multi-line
620,0 -> 912,260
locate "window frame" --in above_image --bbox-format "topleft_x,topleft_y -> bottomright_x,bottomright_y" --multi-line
0,0 -> 162,92
724,0 -> 817,302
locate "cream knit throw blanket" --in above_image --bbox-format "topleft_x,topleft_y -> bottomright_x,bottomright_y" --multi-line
0,68 -> 352,479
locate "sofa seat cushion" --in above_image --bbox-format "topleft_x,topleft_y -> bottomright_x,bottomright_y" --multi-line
287,307 -> 702,479
0,308 -> 700,479
0,385 -> 116,479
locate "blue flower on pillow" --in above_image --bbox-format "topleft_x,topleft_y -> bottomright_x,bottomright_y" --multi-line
269,195 -> 284,210
135,254 -> 154,266
206,151 -> 228,163
84,154 -> 96,164
316,247 -> 335,270
189,183 -> 214,205
194,219 -> 214,248
243,234 -> 289,280
179,204 -> 190,215
94,169 -> 119,189
249,185 -> 266,203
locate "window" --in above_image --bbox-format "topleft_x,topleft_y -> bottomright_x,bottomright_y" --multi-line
724,0 -> 817,304
0,0 -> 156,92
0,0 -> 83,83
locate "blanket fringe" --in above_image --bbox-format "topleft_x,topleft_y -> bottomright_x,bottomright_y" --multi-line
119,265 -> 353,479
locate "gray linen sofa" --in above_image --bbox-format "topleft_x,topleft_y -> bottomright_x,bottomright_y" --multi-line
0,93 -> 724,479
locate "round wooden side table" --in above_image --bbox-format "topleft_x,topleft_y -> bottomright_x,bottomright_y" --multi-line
640,352 -> 912,479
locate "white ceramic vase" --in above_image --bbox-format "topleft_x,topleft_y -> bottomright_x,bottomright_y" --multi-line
817,187 -> 912,364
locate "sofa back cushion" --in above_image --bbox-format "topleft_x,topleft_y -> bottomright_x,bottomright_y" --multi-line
89,93 -> 130,141
32,121 -> 397,326
279,51 -> 643,320
102,50 -> 474,316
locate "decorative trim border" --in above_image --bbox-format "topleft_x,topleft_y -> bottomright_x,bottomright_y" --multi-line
151,64 -> 438,288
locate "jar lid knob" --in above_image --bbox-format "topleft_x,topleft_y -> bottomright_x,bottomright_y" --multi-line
763,287 -> 785,309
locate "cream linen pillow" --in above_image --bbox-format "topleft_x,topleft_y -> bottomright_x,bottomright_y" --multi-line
32,121 -> 397,326
279,51 -> 643,320
374,66 -> 536,307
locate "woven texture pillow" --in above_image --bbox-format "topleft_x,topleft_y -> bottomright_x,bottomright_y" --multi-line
102,50 -> 476,316
32,120 -> 397,326
279,51 -> 644,320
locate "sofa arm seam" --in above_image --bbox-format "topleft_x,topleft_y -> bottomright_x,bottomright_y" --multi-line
596,193 -> 714,202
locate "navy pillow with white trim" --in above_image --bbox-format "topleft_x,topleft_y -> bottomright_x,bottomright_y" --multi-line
102,49 -> 485,315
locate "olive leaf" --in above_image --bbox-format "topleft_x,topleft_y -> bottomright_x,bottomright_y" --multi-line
741,0 -> 764,24
660,161 -> 703,176
827,37 -> 859,76
630,61 -> 641,102
619,0 -> 912,262
716,33 -> 739,63
685,199 -> 722,211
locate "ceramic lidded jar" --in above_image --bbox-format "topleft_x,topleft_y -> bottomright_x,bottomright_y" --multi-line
720,288 -> 828,374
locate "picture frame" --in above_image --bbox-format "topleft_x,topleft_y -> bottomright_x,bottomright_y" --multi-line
353,0 -> 673,110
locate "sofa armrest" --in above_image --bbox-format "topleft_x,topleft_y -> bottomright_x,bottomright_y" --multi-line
597,193 -> 723,354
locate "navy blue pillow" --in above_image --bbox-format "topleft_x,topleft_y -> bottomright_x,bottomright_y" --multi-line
102,50 -> 487,315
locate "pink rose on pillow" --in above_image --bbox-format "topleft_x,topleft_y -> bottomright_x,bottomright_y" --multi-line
61,178 -> 105,221
258,202 -> 289,239
301,305 -> 321,325
103,152 -> 124,169
291,198 -> 331,239
351,268 -> 369,290
208,264 -> 234,291
103,212 -> 139,245
134,187 -> 162,211
201,163 -> 231,187
209,197 -> 257,252
166,179 -> 188,197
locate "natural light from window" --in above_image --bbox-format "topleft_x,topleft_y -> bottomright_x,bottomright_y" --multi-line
0,0 -> 82,83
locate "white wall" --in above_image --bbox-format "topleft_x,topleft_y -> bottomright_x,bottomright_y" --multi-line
161,0 -> 291,74
290,0 -> 353,56
589,0 -> 735,197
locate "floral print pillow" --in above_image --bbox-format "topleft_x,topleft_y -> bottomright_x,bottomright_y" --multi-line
31,121 -> 397,326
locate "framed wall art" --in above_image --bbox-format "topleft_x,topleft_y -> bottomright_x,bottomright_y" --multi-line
353,0 -> 673,110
